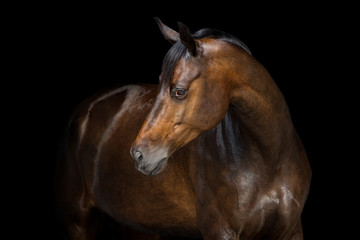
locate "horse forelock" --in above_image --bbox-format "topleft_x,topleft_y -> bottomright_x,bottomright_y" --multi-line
160,41 -> 187,87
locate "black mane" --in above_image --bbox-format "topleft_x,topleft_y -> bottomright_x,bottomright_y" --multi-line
193,28 -> 252,55
160,41 -> 187,86
160,28 -> 251,86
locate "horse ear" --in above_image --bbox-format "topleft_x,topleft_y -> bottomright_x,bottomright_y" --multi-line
178,22 -> 196,56
155,17 -> 179,44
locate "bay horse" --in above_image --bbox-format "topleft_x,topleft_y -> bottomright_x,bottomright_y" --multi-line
55,18 -> 311,240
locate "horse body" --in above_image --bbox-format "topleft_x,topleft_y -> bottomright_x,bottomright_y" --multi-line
90,87 -> 200,236
56,84 -> 201,238
56,19 -> 311,240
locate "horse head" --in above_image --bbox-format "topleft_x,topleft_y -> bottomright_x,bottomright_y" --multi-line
130,18 -> 251,175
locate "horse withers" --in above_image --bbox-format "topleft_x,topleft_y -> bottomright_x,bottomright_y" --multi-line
55,18 -> 311,240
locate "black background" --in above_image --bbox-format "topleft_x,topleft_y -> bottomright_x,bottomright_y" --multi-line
11,3 -> 355,240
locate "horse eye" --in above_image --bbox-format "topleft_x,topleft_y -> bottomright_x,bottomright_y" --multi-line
171,88 -> 188,99
176,89 -> 186,96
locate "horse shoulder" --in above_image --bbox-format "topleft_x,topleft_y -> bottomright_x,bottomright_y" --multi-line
249,150 -> 311,238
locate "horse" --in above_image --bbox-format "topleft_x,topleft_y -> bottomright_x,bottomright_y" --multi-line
55,18 -> 311,240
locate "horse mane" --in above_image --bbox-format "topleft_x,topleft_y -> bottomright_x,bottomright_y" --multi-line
193,28 -> 252,56
160,28 -> 252,86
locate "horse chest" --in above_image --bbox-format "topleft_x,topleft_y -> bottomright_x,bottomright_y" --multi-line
94,156 -> 200,237
113,194 -> 199,236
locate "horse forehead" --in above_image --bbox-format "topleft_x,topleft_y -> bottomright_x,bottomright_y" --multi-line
171,57 -> 200,84
169,39 -> 227,85
175,57 -> 198,73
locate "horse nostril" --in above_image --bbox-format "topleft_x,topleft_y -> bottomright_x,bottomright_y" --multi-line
134,151 -> 143,162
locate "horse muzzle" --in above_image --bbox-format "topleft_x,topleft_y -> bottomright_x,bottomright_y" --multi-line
130,144 -> 169,175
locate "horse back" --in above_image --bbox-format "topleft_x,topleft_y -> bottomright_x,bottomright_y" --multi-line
55,84 -> 156,209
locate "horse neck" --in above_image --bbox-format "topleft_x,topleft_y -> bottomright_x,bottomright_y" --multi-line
228,52 -> 296,160
190,50 -> 299,188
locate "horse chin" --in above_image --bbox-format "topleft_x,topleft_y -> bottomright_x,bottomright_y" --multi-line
150,157 -> 168,175
137,157 -> 168,176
